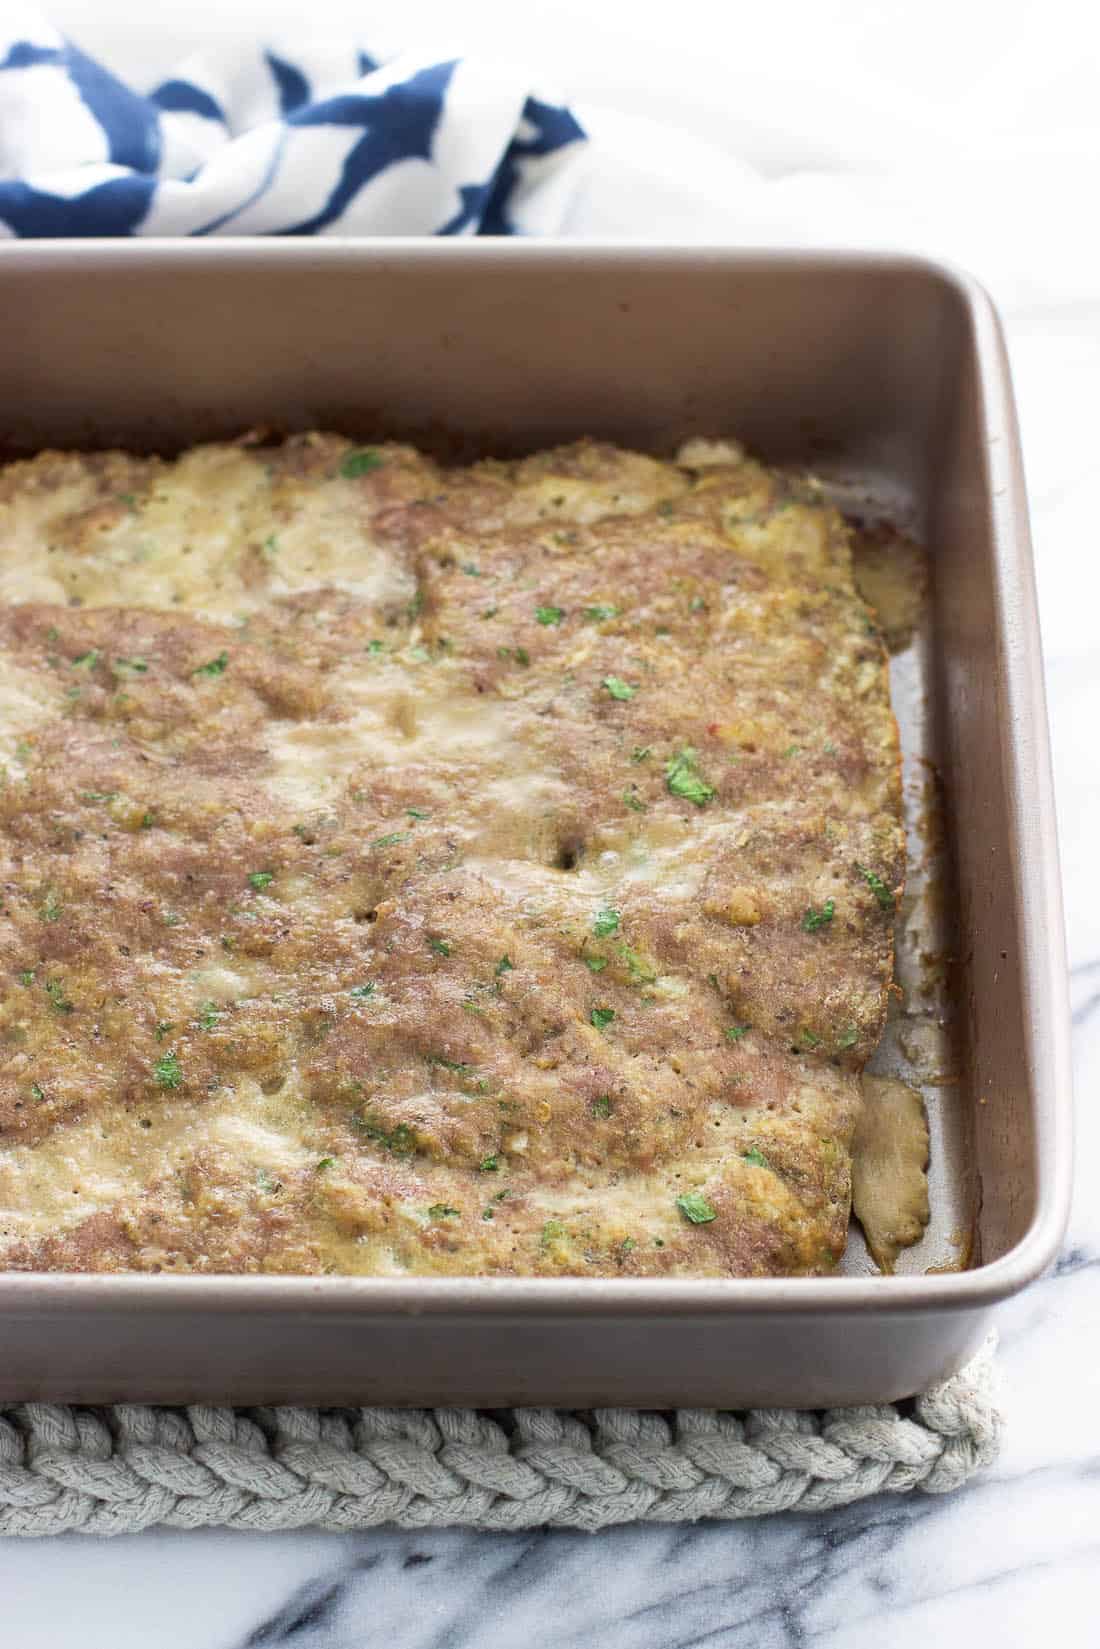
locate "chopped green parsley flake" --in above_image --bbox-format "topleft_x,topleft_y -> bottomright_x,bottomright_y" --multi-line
837,1025 -> 859,1049
591,1095 -> 613,1118
248,871 -> 274,891
31,1082 -> 45,1102
479,1155 -> 501,1173
154,1021 -> 174,1042
602,675 -> 637,701
153,1052 -> 183,1090
405,807 -> 430,820
665,748 -> 715,807
783,744 -> 802,758
585,956 -> 608,973
497,645 -> 531,667
631,746 -> 651,763
366,640 -> 384,656
535,605 -> 565,626
72,650 -> 100,669
426,1055 -> 470,1073
349,983 -> 376,999
461,562 -> 482,577
590,1007 -> 615,1031
80,791 -> 117,803
583,604 -> 619,622
494,955 -> 514,977
193,651 -> 229,678
541,1219 -> 566,1245
356,1115 -> 417,1155
742,1147 -> 769,1169
140,811 -> 156,829
255,1169 -> 282,1194
45,979 -> 72,1013
196,1002 -> 220,1030
340,448 -> 383,478
40,890 -> 61,923
689,596 -> 706,613
428,1204 -> 461,1220
592,907 -> 621,938
676,1191 -> 717,1225
622,789 -> 647,813
370,832 -> 408,849
617,944 -> 657,986
315,1157 -> 336,1172
857,864 -> 896,910
726,1024 -> 751,1042
428,937 -> 452,957
802,899 -> 835,932
796,1029 -> 821,1049
114,657 -> 148,674
19,970 -> 35,986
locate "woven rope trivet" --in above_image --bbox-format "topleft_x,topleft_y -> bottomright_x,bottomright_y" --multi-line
0,1338 -> 1000,1537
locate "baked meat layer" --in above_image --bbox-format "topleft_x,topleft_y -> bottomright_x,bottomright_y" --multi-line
0,434 -> 903,1276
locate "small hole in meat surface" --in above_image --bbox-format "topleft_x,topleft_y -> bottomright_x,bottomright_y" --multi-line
556,837 -> 584,871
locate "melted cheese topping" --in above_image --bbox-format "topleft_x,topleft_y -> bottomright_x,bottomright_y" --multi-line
0,444 -> 417,620
0,1074 -> 316,1241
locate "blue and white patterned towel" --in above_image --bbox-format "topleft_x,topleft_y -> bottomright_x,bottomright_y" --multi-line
0,9 -> 587,237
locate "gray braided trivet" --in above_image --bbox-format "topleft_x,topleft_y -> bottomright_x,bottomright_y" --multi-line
0,1338 -> 1000,1536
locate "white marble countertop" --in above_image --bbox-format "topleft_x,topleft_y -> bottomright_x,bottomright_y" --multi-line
4,3 -> 1100,1643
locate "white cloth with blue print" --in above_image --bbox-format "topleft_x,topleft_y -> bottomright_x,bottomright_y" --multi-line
0,9 -> 587,236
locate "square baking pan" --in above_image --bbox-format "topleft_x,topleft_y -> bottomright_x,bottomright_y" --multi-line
0,243 -> 1071,1407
